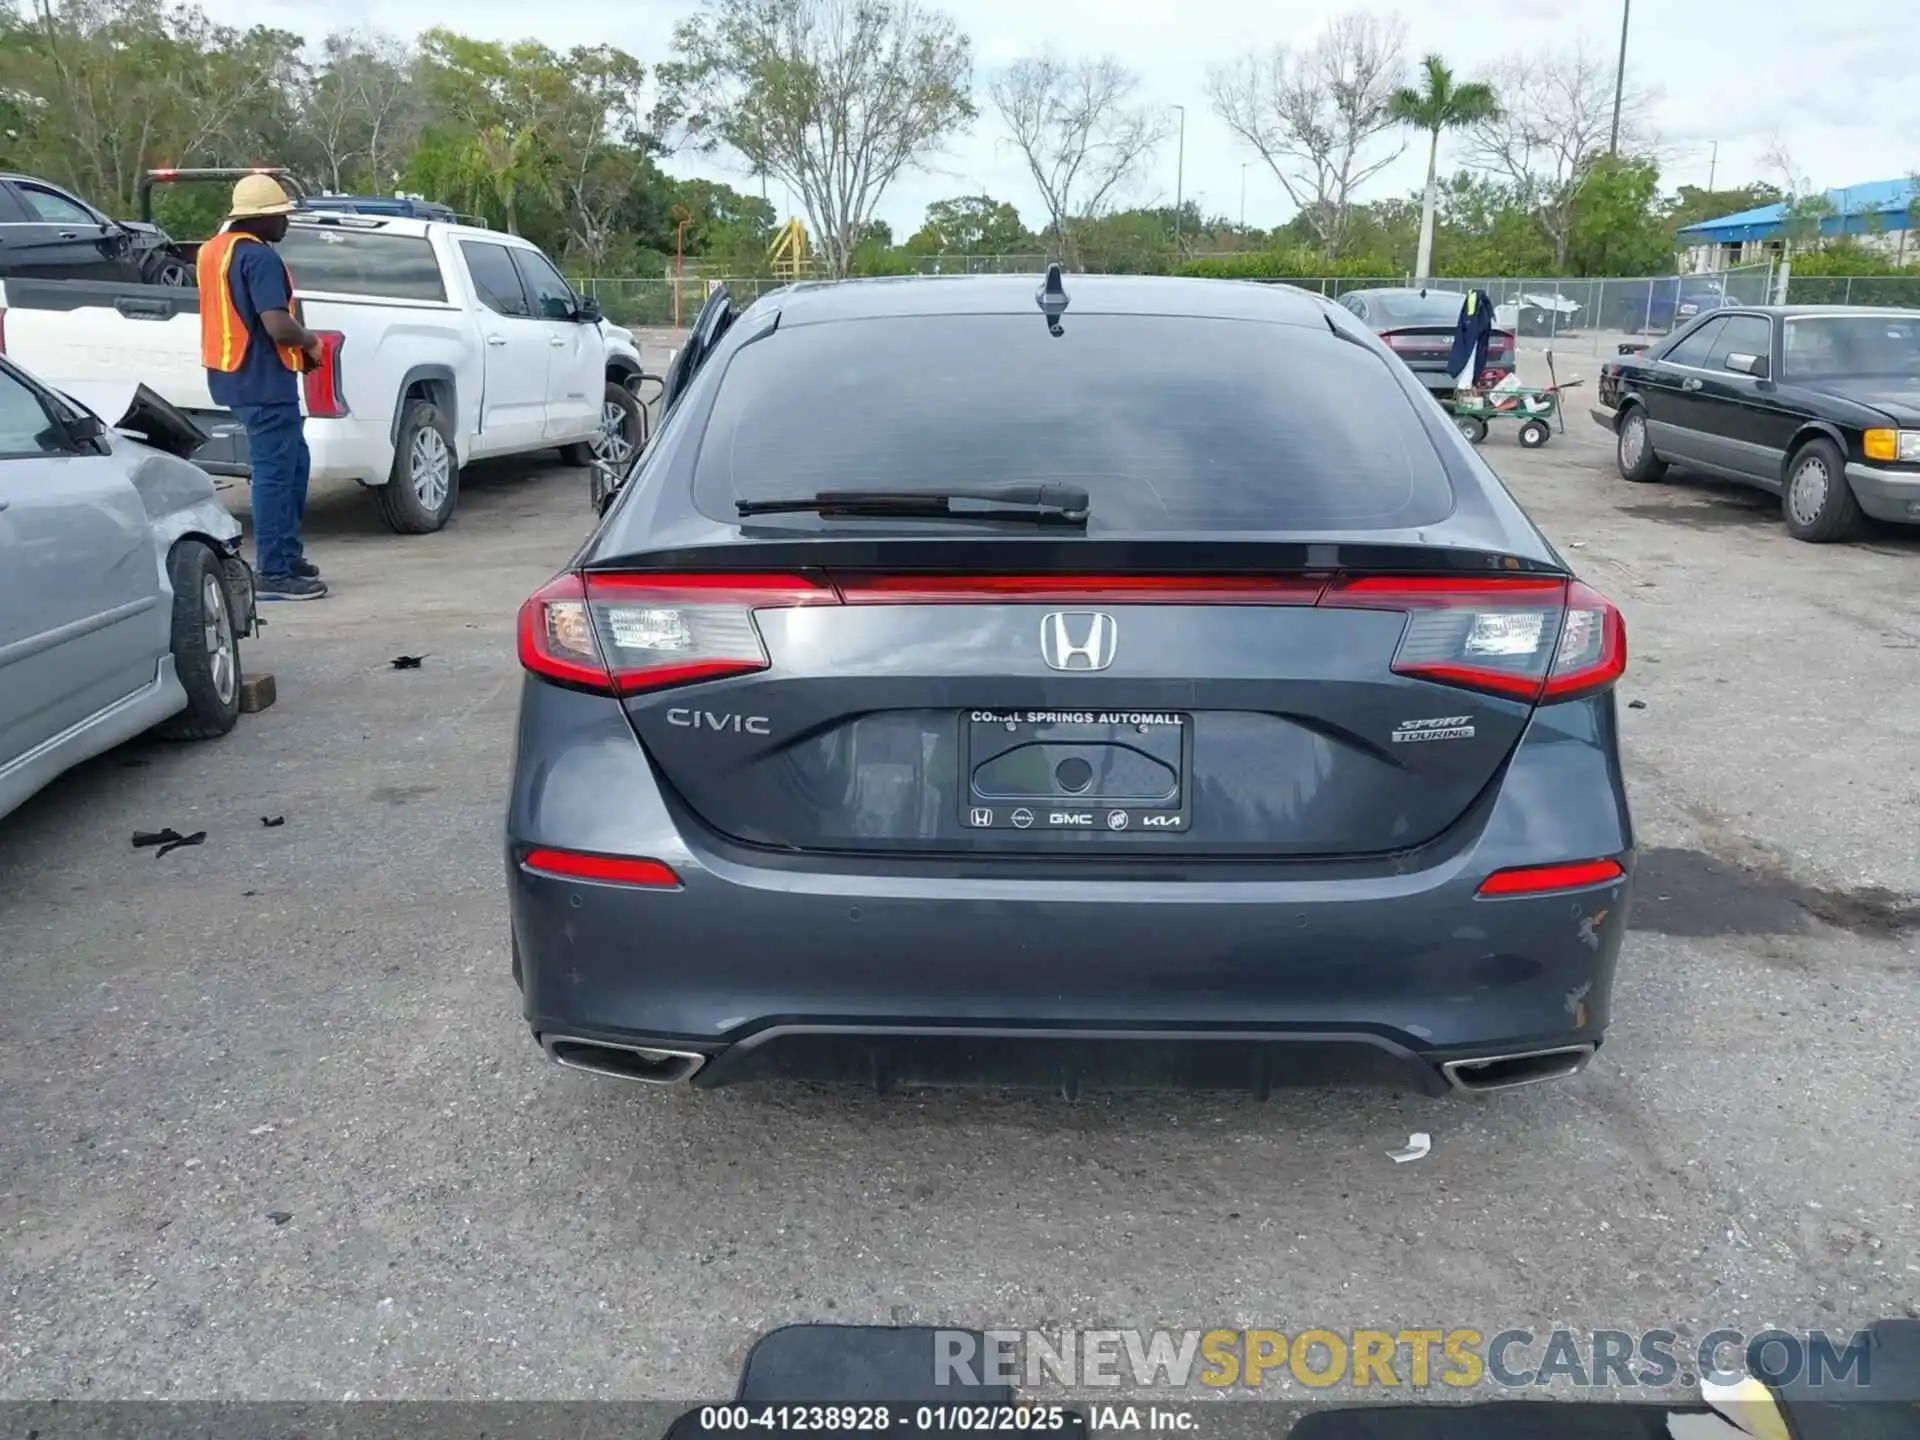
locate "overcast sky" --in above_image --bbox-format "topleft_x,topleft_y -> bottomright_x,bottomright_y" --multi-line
207,0 -> 1909,239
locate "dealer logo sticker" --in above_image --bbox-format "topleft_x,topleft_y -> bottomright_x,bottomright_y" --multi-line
1391,714 -> 1476,744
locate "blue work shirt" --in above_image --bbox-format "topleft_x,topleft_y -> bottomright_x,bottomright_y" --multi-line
206,240 -> 300,409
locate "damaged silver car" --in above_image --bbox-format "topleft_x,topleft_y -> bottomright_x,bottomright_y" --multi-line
0,360 -> 257,822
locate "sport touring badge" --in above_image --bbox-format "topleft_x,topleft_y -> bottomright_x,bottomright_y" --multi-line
1391,714 -> 1476,744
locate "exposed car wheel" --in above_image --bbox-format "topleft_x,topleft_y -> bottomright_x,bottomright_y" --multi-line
1781,437 -> 1864,543
155,542 -> 242,742
143,253 -> 194,287
1517,418 -> 1551,449
561,381 -> 645,468
374,398 -> 459,534
1454,415 -> 1488,445
1615,405 -> 1667,483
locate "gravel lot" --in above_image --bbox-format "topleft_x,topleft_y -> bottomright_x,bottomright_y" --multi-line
2,376 -> 1917,1402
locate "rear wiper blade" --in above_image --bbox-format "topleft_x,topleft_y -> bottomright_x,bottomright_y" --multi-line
736,482 -> 1090,526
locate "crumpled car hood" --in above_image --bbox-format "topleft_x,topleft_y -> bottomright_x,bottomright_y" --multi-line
54,380 -> 210,459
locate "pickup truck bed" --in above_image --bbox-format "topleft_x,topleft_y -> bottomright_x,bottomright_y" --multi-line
0,213 -> 648,534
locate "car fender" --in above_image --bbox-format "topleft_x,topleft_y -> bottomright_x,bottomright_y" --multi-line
389,361 -> 462,462
602,324 -> 644,390
1779,419 -> 1850,481
107,437 -> 249,643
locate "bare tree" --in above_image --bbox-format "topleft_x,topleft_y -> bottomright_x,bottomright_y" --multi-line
655,0 -> 977,278
988,53 -> 1167,263
1206,12 -> 1406,258
300,32 -> 423,194
1463,43 -> 1658,268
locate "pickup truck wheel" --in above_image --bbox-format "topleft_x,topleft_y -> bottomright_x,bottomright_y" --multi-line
155,542 -> 242,742
375,400 -> 459,534
1781,437 -> 1864,543
561,381 -> 645,468
1615,405 -> 1668,483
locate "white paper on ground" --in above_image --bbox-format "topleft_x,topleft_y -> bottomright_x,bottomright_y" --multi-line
1387,1132 -> 1431,1163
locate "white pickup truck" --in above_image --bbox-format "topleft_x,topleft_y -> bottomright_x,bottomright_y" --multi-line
0,211 -> 649,533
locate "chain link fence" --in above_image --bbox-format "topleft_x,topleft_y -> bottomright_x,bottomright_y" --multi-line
1777,273 -> 1920,307
1261,264 -> 1780,359
582,264 -> 1893,363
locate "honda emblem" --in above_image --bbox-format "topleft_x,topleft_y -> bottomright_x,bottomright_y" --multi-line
1039,612 -> 1117,672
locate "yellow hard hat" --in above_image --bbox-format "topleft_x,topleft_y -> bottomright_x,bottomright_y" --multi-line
227,173 -> 294,219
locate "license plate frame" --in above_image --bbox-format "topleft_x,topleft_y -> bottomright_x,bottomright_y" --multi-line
960,708 -> 1192,835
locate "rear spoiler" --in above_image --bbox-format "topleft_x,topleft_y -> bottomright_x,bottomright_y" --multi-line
139,167 -> 308,225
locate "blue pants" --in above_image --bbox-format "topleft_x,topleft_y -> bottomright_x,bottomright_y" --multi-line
238,402 -> 310,577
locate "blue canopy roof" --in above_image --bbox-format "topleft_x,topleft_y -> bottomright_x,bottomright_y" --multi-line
1677,177 -> 1917,245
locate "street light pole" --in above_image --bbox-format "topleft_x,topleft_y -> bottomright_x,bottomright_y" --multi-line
1172,104 -> 1186,252
1608,0 -> 1631,155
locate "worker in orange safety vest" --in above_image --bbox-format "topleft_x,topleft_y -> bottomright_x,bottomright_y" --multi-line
197,173 -> 327,601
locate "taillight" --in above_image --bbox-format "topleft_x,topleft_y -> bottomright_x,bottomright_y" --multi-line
516,572 -> 835,695
1477,857 -> 1624,897
302,330 -> 347,418
1486,332 -> 1512,358
516,571 -> 1625,705
521,847 -> 681,888
1323,576 -> 1626,703
1383,332 -> 1424,351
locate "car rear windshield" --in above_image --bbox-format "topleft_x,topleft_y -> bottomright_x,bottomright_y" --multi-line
692,313 -> 1455,533
278,226 -> 447,302
1364,292 -> 1467,327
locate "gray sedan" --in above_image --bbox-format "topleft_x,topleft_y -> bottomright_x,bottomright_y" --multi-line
0,360 -> 256,822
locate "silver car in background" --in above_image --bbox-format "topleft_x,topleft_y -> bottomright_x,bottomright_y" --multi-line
0,359 -> 256,822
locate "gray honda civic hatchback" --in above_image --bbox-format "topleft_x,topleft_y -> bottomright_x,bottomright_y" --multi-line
505,272 -> 1633,1098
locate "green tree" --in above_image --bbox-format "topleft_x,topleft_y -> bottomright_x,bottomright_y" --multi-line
410,32 -> 560,237
1387,53 -> 1499,283
0,0 -> 300,214
656,0 -> 976,278
903,194 -> 1033,255
1566,155 -> 1670,276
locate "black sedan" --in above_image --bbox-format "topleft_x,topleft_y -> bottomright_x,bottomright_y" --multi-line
1591,305 -> 1920,542
0,172 -> 192,286
1334,288 -> 1517,394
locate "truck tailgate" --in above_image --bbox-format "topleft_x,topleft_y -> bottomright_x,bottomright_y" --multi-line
0,279 -> 213,408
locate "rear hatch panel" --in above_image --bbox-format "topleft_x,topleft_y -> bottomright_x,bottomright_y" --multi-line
624,592 -> 1536,859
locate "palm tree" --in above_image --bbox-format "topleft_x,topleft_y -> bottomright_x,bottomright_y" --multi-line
1389,55 -> 1501,283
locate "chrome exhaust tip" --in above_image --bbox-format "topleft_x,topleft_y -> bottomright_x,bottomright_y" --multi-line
1441,1043 -> 1595,1094
542,1034 -> 706,1085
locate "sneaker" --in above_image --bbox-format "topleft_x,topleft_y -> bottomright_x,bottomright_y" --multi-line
257,573 -> 328,602
292,558 -> 321,580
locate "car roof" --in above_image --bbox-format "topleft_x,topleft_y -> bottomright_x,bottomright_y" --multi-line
286,213 -> 526,247
754,273 -> 1340,329
1705,304 -> 1920,318
1343,287 -> 1466,297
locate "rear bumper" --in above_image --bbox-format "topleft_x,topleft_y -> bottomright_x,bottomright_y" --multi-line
1845,462 -> 1920,523
506,684 -> 1636,1094
181,409 -> 396,485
